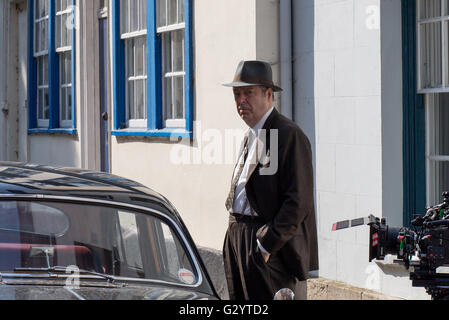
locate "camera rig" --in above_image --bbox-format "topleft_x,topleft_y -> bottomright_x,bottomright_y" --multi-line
332,192 -> 449,300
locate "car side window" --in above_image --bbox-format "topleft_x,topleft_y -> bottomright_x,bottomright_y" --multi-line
159,223 -> 194,284
118,211 -> 143,269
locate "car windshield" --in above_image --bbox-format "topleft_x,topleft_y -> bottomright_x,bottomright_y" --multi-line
0,200 -> 198,286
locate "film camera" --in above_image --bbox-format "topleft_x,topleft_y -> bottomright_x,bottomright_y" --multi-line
332,192 -> 449,300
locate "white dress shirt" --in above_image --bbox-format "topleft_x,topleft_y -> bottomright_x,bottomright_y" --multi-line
230,107 -> 274,256
231,106 -> 274,216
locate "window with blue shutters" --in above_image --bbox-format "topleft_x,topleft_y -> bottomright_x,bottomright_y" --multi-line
111,0 -> 194,139
28,0 -> 76,134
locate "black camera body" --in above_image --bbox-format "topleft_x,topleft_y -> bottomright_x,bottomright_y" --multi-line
333,192 -> 449,300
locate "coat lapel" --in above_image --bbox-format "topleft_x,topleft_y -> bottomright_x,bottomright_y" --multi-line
246,108 -> 279,179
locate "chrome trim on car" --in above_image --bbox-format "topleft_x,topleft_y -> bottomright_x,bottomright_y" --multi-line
0,194 -> 204,289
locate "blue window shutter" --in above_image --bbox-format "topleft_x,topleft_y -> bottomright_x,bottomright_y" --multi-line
71,0 -> 76,129
402,0 -> 426,226
48,0 -> 60,129
112,0 -> 126,130
148,0 -> 162,130
27,0 -> 37,129
185,0 -> 194,133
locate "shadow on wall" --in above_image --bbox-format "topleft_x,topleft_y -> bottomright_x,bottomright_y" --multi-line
292,0 -> 316,195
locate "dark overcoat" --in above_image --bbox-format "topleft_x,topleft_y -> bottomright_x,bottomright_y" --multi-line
244,108 -> 319,280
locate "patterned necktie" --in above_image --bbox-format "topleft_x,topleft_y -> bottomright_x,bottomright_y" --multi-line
225,135 -> 249,212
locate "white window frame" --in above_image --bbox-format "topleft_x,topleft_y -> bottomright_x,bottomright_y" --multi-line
417,0 -> 449,93
418,1 -> 449,205
121,1 -> 148,129
425,94 -> 449,205
157,0 -> 186,129
35,0 -> 49,128
59,51 -> 72,128
124,37 -> 148,129
36,54 -> 49,129
56,2 -> 73,129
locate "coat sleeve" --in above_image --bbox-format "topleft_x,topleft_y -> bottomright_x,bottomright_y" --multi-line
256,126 -> 314,254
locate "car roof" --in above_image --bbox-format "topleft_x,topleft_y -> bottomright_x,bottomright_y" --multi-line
0,162 -> 175,214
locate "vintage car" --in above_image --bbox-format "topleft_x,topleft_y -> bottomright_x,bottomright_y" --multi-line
0,162 -> 219,300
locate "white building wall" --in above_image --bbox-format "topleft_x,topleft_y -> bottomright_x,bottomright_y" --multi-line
0,0 -> 20,162
293,0 -> 429,299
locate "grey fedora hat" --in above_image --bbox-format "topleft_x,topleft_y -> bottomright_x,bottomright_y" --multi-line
223,60 -> 283,92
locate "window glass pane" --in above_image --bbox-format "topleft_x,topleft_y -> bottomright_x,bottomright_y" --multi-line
39,0 -> 48,19
35,23 -> 40,53
60,54 -> 65,84
38,89 -> 43,119
63,13 -> 69,47
432,93 -> 449,155
56,15 -> 61,48
140,0 -> 147,30
43,55 -> 48,85
164,77 -> 173,120
44,88 -> 49,119
127,39 -> 135,77
35,20 -> 48,53
127,81 -> 135,120
66,53 -> 71,84
157,0 -> 166,28
38,58 -> 43,86
121,0 -> 128,34
61,87 -> 67,120
420,0 -> 442,19
163,33 -> 172,73
174,76 -> 184,119
168,0 -> 177,25
429,161 -> 449,205
121,0 -> 147,35
42,20 -> 48,52
67,88 -> 72,121
67,14 -> 72,47
135,38 -> 145,76
173,30 -> 184,72
178,0 -> 185,23
60,53 -> 69,85
136,79 -> 144,120
445,0 -> 449,15
420,22 -> 442,88
131,0 -> 139,32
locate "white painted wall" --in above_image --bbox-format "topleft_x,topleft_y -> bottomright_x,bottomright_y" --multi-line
17,1 -> 30,163
312,0 -> 383,290
0,0 -> 20,162
293,0 -> 429,299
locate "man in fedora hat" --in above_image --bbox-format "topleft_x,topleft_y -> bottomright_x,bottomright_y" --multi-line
222,60 -> 318,300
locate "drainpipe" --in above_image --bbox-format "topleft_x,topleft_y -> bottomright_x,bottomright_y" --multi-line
0,1 -> 8,160
280,0 -> 293,120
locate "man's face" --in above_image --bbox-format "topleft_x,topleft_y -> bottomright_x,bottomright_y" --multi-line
232,86 -> 272,128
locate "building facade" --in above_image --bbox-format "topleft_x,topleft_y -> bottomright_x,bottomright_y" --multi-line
0,0 -> 446,300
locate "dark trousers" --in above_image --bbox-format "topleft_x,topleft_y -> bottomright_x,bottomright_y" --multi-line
223,214 -> 299,300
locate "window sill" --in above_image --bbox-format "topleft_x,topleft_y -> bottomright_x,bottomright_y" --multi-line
111,128 -> 192,139
28,128 -> 77,135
